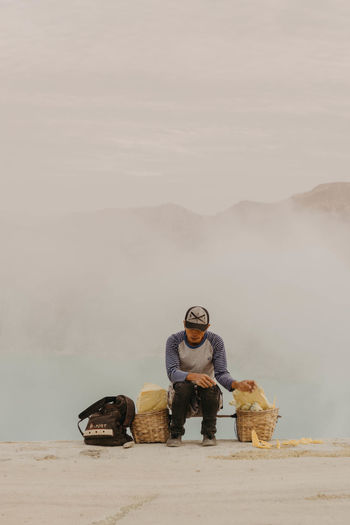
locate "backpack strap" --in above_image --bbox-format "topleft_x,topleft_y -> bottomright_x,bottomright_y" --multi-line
77,420 -> 85,436
116,395 -> 135,428
78,396 -> 117,421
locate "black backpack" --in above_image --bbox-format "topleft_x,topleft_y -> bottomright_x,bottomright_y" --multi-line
77,395 -> 135,446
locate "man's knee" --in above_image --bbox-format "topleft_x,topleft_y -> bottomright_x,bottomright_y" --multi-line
198,384 -> 220,399
173,381 -> 194,394
198,385 -> 221,410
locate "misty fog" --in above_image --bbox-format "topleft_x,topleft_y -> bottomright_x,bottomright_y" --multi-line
1,197 -> 349,440
2,0 -> 350,442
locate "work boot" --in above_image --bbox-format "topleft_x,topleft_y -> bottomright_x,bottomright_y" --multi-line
166,435 -> 182,447
202,434 -> 217,446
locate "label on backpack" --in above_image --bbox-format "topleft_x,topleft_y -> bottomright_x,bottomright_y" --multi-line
84,428 -> 114,437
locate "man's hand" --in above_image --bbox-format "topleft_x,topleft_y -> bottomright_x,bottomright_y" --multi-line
186,373 -> 216,388
232,380 -> 257,392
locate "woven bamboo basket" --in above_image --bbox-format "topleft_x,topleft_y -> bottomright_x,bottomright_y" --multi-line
131,408 -> 170,443
234,408 -> 280,442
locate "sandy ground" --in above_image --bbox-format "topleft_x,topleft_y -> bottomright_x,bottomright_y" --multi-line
1,438 -> 350,525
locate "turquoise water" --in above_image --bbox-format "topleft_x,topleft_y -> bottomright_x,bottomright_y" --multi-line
1,353 -> 347,442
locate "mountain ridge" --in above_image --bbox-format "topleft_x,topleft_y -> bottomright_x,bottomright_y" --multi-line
47,181 -> 349,222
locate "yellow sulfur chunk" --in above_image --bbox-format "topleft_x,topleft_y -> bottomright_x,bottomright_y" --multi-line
278,437 -> 324,448
272,397 -> 276,408
282,438 -> 324,447
251,430 -> 272,448
259,443 -> 272,449
250,402 -> 263,412
230,384 -> 273,410
276,440 -> 281,449
251,430 -> 260,448
282,440 -> 299,446
136,383 -> 167,414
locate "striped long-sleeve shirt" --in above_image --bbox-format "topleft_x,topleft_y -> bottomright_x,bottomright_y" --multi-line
165,330 -> 236,392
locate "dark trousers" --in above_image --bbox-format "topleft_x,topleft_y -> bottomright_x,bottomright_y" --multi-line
170,381 -> 221,438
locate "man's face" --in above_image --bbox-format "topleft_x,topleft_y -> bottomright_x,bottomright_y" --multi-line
183,321 -> 210,345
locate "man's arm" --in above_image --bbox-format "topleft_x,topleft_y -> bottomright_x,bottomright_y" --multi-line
165,334 -> 188,383
211,334 -> 237,391
210,335 -> 257,392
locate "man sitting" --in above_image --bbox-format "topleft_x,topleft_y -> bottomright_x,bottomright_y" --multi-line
165,305 -> 256,446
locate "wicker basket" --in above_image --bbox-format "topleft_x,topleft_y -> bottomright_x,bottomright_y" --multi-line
131,408 -> 170,444
235,408 -> 280,442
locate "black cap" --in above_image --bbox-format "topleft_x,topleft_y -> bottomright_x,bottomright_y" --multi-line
184,306 -> 210,331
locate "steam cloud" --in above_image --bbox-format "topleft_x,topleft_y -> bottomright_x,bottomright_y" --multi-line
1,200 -> 349,440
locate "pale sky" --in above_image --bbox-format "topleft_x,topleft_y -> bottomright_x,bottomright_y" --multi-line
1,0 -> 350,215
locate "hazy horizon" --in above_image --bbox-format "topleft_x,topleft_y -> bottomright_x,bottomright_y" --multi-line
2,1 -> 350,214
